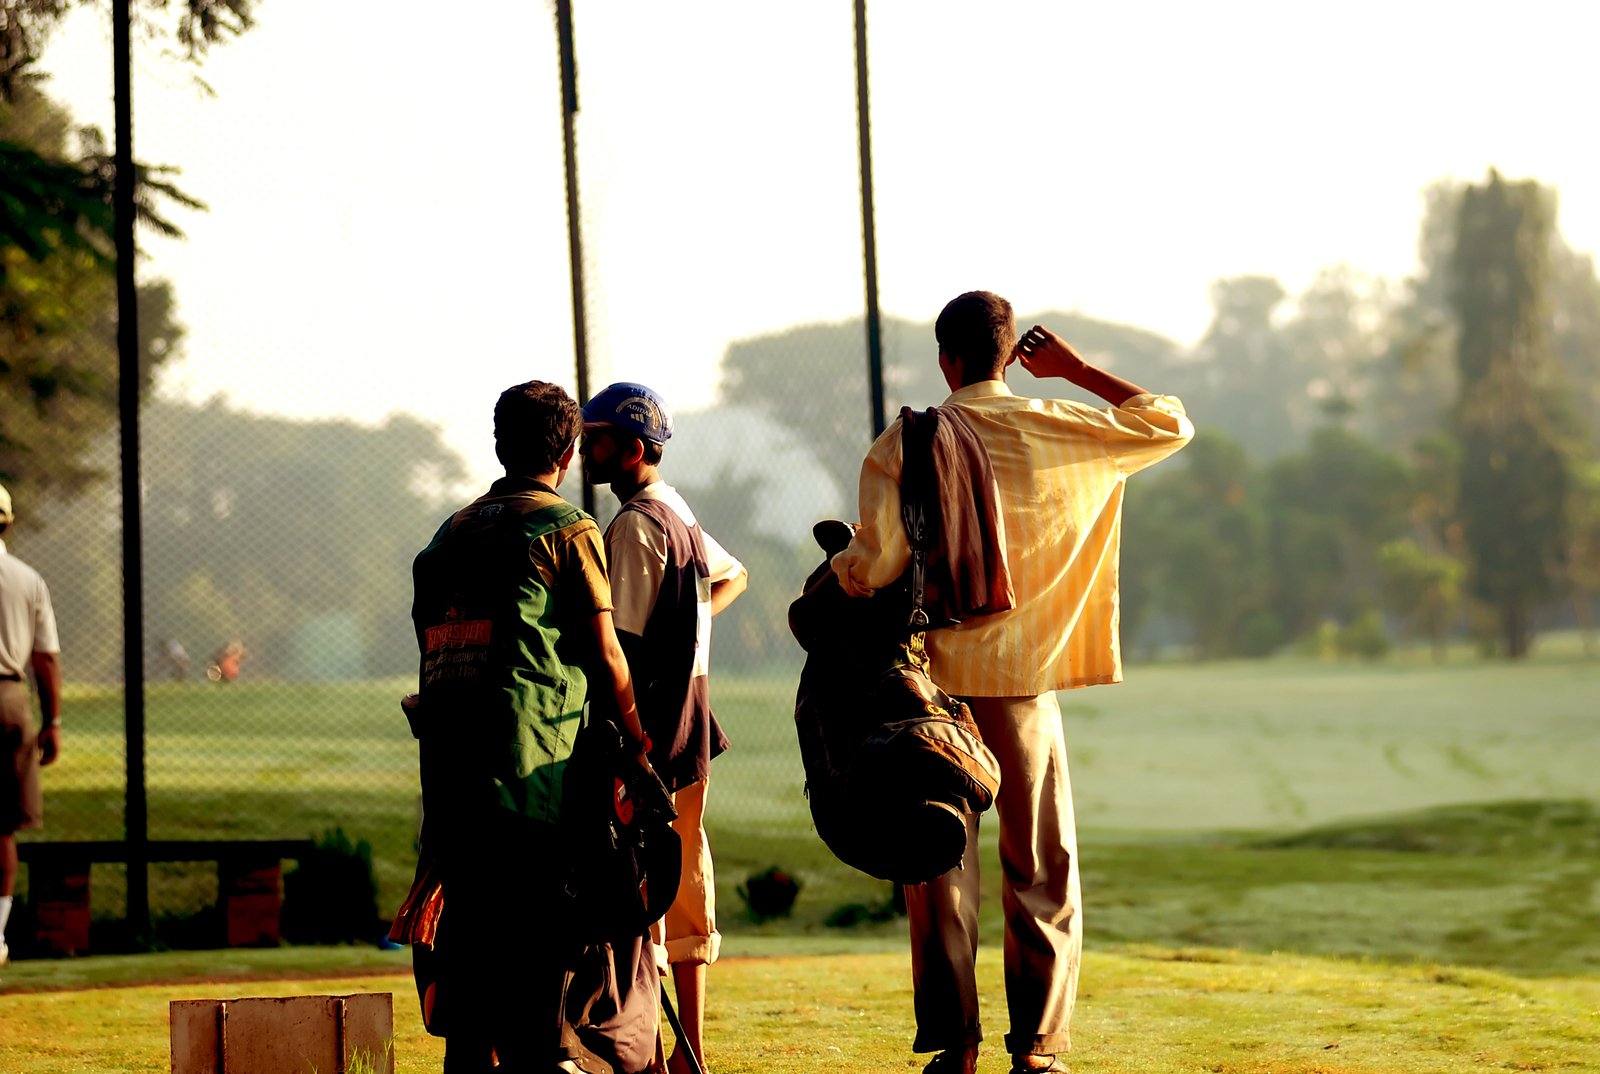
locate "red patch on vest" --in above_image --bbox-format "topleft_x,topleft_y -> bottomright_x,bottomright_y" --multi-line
424,619 -> 492,651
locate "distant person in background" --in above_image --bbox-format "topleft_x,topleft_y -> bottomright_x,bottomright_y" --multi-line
0,482 -> 63,968
831,293 -> 1193,1074
207,640 -> 245,683
582,381 -> 748,1074
163,638 -> 191,680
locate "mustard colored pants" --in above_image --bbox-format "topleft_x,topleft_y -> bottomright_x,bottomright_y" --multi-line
651,776 -> 721,966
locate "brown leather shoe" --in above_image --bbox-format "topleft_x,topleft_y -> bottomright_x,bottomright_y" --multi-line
923,1047 -> 979,1074
1010,1056 -> 1068,1074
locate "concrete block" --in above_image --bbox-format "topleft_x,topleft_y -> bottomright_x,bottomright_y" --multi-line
170,993 -> 394,1074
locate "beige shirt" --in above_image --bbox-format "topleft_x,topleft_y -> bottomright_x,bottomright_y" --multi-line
607,482 -> 744,678
831,381 -> 1192,696
0,537 -> 60,679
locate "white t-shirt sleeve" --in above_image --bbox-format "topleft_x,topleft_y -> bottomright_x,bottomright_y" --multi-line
606,511 -> 667,637
700,529 -> 744,585
32,575 -> 60,655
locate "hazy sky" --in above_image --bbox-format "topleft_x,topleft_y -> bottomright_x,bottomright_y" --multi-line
38,0 -> 1600,483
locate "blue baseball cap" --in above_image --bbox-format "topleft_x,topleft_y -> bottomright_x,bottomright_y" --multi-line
582,382 -> 674,444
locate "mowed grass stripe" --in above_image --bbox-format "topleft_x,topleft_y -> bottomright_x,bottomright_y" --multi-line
37,658 -> 1599,836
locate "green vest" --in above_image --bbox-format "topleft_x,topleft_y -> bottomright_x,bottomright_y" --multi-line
412,487 -> 592,826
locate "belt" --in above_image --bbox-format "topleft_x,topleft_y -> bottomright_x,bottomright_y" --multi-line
0,673 -> 21,682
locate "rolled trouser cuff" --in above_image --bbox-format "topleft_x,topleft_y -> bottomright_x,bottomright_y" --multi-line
663,930 -> 720,966
1004,1030 -> 1071,1056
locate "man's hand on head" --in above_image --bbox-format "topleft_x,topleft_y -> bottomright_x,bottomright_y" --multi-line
1014,323 -> 1151,406
1013,325 -> 1089,381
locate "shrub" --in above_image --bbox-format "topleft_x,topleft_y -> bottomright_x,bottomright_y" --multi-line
736,866 -> 801,921
281,827 -> 379,944
824,895 -> 899,928
1337,609 -> 1391,661
1238,611 -> 1286,657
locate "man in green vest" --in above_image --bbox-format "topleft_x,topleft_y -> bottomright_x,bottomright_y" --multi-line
406,379 -> 657,1073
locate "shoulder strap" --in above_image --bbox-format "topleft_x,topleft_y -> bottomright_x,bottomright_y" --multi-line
618,496 -> 709,575
519,497 -> 588,541
898,406 -> 940,632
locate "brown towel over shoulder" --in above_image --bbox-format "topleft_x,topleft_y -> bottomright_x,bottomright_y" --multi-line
900,405 -> 1014,625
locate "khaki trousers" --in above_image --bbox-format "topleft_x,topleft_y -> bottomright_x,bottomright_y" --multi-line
903,692 -> 1081,1057
1,679 -> 42,835
651,776 -> 721,966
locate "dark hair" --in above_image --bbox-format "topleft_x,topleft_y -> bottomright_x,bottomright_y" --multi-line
935,291 -> 1016,383
494,380 -> 581,476
589,427 -> 664,466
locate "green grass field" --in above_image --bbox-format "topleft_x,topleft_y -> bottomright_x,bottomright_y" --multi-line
3,650 -> 1597,1070
11,648 -> 1600,975
2,947 -> 1596,1073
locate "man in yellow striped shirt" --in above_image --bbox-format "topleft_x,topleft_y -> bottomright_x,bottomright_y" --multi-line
832,291 -> 1193,1074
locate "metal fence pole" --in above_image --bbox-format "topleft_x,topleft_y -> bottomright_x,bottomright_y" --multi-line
112,0 -> 150,940
555,0 -> 595,515
855,0 -> 886,439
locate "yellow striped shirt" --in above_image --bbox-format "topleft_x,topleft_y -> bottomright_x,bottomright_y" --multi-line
831,381 -> 1193,696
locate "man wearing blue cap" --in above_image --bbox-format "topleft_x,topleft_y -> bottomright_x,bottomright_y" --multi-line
581,382 -> 748,1074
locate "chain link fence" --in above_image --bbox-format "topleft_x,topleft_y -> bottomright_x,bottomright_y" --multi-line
8,0 -> 1600,967
4,2 -> 949,948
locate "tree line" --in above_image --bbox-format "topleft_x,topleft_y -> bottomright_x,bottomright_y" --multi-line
5,31 -> 1596,673
1117,173 -> 1598,660
724,173 -> 1600,662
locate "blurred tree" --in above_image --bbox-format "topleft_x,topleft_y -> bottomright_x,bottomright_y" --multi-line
1376,539 -> 1466,662
2,1 -> 243,498
0,0 -> 253,100
1188,275 -> 1295,458
22,400 -> 470,682
1175,269 -> 1401,459
1261,427 -> 1412,638
1279,266 -> 1393,433
142,400 -> 469,678
1121,432 -> 1273,658
1334,608 -> 1390,662
673,464 -> 809,669
1,83 -> 186,497
1546,239 -> 1600,455
1375,178 -> 1600,456
1126,426 -> 1423,658
1404,431 -> 1463,555
1565,462 -> 1600,657
1449,170 -> 1575,659
719,317 -> 909,502
1365,181 -> 1462,453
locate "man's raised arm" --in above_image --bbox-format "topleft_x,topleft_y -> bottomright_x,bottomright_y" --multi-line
1014,324 -> 1150,406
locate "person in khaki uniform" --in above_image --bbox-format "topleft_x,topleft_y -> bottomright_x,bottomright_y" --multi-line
0,482 -> 63,969
832,292 -> 1193,1074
